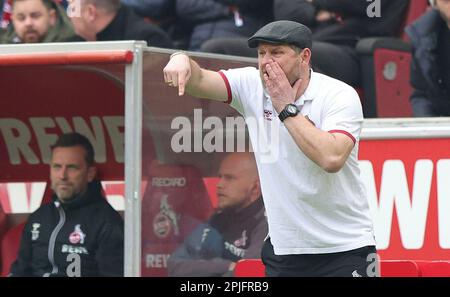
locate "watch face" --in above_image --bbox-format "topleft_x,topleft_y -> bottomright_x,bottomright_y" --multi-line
287,105 -> 298,114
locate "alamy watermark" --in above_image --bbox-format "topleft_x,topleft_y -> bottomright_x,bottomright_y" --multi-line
367,0 -> 381,18
66,1 -> 381,23
170,109 -> 282,164
366,253 -> 380,277
66,0 -> 81,18
66,253 -> 81,277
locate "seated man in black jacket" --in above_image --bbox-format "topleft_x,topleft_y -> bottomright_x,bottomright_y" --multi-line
10,132 -> 124,277
406,0 -> 450,116
69,0 -> 172,48
167,152 -> 268,277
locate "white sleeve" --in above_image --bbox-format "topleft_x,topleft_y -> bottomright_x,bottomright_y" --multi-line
218,67 -> 259,116
320,88 -> 363,144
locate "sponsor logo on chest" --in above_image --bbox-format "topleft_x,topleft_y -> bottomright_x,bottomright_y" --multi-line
31,223 -> 40,241
61,244 -> 89,255
69,224 -> 86,244
263,109 -> 273,121
153,195 -> 179,238
63,224 -> 89,254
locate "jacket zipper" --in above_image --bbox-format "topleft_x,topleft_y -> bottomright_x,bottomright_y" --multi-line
43,201 -> 66,277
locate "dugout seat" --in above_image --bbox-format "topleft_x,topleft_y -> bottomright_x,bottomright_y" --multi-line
0,46 -> 141,276
416,261 -> 450,277
203,177 -> 220,209
234,259 -> 265,277
0,223 -> 25,276
357,0 -> 429,118
0,204 -> 7,275
379,260 -> 421,277
233,259 -> 450,277
141,163 -> 214,276
0,202 -> 7,238
0,182 -> 54,276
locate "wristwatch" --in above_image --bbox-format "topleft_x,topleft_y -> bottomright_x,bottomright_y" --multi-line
278,104 -> 299,122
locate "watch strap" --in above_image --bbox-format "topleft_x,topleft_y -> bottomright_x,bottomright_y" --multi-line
278,104 -> 299,122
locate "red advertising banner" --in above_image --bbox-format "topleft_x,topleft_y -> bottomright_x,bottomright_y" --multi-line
359,139 -> 450,260
2,138 -> 449,261
0,65 -> 126,182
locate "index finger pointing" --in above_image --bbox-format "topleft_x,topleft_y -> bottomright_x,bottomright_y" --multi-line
178,72 -> 185,96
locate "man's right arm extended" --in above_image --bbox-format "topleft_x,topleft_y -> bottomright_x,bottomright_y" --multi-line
163,52 -> 229,101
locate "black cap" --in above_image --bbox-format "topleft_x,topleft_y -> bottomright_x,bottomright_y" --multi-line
248,20 -> 312,49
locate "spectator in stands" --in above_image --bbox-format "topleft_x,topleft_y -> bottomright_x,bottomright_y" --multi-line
68,0 -> 173,48
176,0 -> 273,51
202,0 -> 408,86
0,0 -> 76,43
0,0 -> 4,25
1,0 -> 12,29
406,0 -> 450,116
300,0 -> 409,86
121,0 -> 190,49
167,152 -> 267,277
120,0 -> 172,21
9,133 -> 124,277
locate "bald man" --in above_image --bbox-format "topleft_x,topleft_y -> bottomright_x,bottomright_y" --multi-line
167,152 -> 268,277
69,0 -> 172,47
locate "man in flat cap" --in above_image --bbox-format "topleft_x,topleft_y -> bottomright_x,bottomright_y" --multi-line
163,20 -> 378,277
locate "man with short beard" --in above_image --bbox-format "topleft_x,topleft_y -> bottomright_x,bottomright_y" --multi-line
9,133 -> 124,277
167,152 -> 267,277
69,0 -> 172,48
0,0 -> 75,43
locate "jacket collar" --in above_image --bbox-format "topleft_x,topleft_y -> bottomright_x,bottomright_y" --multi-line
96,4 -> 127,41
53,180 -> 104,210
219,197 -> 264,222
297,69 -> 317,106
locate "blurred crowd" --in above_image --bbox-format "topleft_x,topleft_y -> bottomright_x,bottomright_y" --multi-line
0,0 -> 449,116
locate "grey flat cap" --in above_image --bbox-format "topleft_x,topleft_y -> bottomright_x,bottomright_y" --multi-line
248,20 -> 312,49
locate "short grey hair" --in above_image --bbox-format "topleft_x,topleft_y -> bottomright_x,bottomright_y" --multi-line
289,45 -> 303,54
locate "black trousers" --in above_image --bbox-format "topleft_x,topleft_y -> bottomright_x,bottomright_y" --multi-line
261,238 -> 379,277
